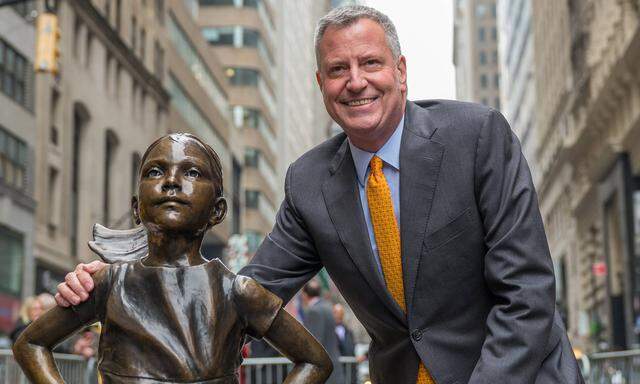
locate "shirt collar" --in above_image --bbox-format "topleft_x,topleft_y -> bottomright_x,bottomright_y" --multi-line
348,114 -> 404,187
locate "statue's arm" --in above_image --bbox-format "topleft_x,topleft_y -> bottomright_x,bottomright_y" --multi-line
13,268 -> 108,383
12,306 -> 96,383
264,308 -> 332,384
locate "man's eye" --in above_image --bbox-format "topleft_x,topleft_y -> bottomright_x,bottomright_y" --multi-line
329,66 -> 345,75
186,169 -> 201,178
147,168 -> 162,177
365,59 -> 379,66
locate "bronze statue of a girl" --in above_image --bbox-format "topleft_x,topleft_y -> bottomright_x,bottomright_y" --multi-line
13,133 -> 332,383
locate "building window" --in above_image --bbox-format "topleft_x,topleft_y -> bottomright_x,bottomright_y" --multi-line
491,27 -> 497,41
0,39 -> 32,110
242,29 -> 260,47
140,29 -> 146,61
494,97 -> 501,110
246,190 -> 260,209
202,26 -> 235,46
492,50 -> 498,64
478,27 -> 485,42
115,0 -> 122,31
154,0 -> 164,24
154,41 -> 164,80
0,126 -> 28,191
494,73 -> 500,88
491,3 -> 497,18
226,67 -> 259,86
168,15 -> 229,115
47,166 -> 60,231
0,225 -> 23,297
245,148 -> 260,167
199,0 -> 235,5
475,4 -> 487,18
232,158 -> 241,234
479,51 -> 487,65
480,74 -> 488,88
131,152 -> 141,197
131,16 -> 137,51
104,130 -> 119,226
167,75 -> 228,162
11,0 -> 36,20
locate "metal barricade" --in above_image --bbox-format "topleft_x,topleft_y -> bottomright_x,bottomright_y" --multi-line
587,349 -> 640,384
1,350 -> 361,384
239,356 -> 360,384
1,349 -> 89,384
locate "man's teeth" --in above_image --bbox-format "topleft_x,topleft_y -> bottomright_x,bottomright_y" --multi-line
347,98 -> 375,106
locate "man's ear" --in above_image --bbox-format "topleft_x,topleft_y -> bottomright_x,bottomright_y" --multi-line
397,55 -> 407,92
131,196 -> 141,225
316,70 -> 323,90
209,197 -> 228,227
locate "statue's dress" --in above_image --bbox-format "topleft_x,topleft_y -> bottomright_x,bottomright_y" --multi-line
74,258 -> 282,384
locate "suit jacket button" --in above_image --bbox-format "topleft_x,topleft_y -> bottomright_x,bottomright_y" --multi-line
412,329 -> 423,341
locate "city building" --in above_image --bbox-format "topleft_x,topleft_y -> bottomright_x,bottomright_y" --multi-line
496,0 -> 538,185
0,2 -> 37,335
31,0 -> 170,294
532,0 -> 640,351
165,0 -> 236,258
453,0 -> 501,110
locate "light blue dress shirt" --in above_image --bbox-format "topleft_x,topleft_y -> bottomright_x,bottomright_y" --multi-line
348,115 -> 404,278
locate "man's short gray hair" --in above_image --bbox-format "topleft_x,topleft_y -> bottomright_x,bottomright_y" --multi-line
314,5 -> 402,69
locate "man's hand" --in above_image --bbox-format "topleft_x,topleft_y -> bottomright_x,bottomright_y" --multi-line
55,261 -> 106,307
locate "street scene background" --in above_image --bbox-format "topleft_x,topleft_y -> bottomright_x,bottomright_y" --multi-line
1,0 -> 640,382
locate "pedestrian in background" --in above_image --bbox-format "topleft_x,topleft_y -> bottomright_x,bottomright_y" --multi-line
302,280 -> 344,384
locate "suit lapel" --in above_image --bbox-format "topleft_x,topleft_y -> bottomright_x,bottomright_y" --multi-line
400,102 -> 444,313
322,140 -> 407,325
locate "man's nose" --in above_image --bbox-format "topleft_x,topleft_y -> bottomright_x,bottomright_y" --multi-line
346,67 -> 367,92
161,169 -> 181,192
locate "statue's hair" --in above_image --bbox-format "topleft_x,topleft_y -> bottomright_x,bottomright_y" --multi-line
314,5 -> 401,69
139,133 -> 223,198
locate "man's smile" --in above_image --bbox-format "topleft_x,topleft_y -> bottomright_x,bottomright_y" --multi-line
341,96 -> 379,107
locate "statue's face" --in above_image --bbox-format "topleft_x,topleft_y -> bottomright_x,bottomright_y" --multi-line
136,137 -> 220,234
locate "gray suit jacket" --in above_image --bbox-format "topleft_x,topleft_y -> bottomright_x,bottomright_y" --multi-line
241,100 -> 584,384
304,298 -> 344,384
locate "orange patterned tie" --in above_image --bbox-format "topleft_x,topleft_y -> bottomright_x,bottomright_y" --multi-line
367,156 -> 435,384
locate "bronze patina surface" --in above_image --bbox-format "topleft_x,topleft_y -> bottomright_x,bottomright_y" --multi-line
13,133 -> 332,384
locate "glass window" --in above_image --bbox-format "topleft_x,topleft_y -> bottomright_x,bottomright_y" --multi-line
492,50 -> 498,64
199,0 -> 234,5
0,126 -> 28,191
494,73 -> 500,88
491,27 -> 497,41
475,4 -> 486,18
202,27 -> 235,46
245,148 -> 260,167
0,39 -> 33,110
226,67 -> 259,86
167,75 -> 228,164
244,0 -> 259,7
478,27 -> 485,42
0,226 -> 23,296
246,190 -> 260,208
168,16 -> 229,117
242,29 -> 260,47
480,74 -> 488,88
479,51 -> 487,65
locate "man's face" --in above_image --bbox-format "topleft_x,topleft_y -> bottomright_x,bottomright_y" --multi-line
316,18 -> 407,152
136,137 -> 219,234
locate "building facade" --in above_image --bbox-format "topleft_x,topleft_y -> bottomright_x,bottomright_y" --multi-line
532,0 -> 640,351
497,0 -> 538,185
0,2 -> 37,335
453,0 -> 501,110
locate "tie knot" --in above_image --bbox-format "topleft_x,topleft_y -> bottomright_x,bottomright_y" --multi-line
370,156 -> 383,175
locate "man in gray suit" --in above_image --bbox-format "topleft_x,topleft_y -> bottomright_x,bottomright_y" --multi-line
301,280 -> 344,384
57,5 -> 584,384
